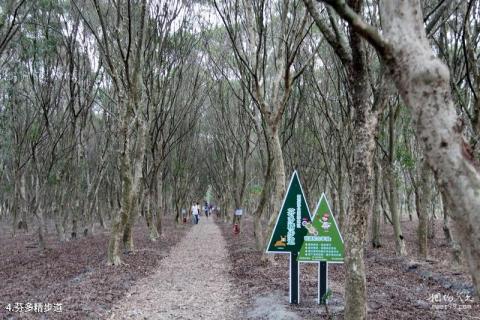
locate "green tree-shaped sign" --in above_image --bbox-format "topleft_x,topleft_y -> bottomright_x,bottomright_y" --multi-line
266,171 -> 311,253
298,194 -> 344,262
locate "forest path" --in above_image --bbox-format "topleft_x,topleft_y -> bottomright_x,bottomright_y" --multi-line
109,216 -> 240,320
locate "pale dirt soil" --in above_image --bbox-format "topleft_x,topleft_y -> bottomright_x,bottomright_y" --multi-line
109,216 -> 244,320
0,218 -> 189,319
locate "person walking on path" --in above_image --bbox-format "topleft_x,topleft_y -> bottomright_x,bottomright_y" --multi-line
204,201 -> 209,218
191,202 -> 200,224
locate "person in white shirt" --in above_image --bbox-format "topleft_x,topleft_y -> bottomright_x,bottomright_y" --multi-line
191,202 -> 200,224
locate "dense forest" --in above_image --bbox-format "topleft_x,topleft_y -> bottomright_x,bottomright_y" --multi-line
0,0 -> 479,319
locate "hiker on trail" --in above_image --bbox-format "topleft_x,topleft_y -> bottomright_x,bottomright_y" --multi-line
204,202 -> 209,218
181,208 -> 187,223
191,202 -> 200,224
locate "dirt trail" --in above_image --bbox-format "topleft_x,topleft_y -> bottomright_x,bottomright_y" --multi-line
109,217 -> 240,320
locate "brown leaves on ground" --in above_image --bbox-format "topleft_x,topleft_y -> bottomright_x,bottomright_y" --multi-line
0,219 -> 189,320
218,215 -> 479,319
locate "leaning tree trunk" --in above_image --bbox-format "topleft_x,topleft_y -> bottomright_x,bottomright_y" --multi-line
380,0 -> 480,295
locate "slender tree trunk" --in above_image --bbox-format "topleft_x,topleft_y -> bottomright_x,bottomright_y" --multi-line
55,214 -> 66,242
265,124 -> 286,245
406,189 -> 413,221
14,171 -> 28,233
224,198 -> 232,223
387,165 -> 407,256
371,161 -> 382,248
145,188 -> 159,240
12,166 -> 28,234
71,200 -> 78,239
34,175 -> 46,251
441,191 -> 462,266
416,159 -> 430,259
54,195 -> 66,242
95,195 -> 106,229
12,168 -> 21,235
337,151 -> 346,230
62,199 -> 69,241
387,103 -> 407,256
156,177 -> 163,235
428,208 -> 436,240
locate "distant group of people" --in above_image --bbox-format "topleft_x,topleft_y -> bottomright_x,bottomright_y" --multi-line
189,201 -> 217,224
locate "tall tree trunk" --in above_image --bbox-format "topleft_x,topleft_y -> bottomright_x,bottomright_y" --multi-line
416,159 -> 430,259
54,191 -> 66,242
61,197 -> 69,241
12,168 -> 20,235
71,200 -> 79,239
265,124 -> 286,246
145,188 -> 159,241
254,158 -> 272,251
344,1 -> 377,318
96,196 -> 106,229
441,191 -> 462,266
387,165 -> 407,256
12,168 -> 27,234
428,207 -> 436,240
156,176 -> 163,235
387,103 -> 407,256
371,161 -> 382,248
107,99 -> 133,265
122,137 -> 146,253
34,175 -> 45,251
337,151 -> 346,230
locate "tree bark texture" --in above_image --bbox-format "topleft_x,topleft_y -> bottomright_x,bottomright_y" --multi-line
416,159 -> 430,259
380,0 -> 480,295
343,1 -> 377,318
371,161 -> 382,248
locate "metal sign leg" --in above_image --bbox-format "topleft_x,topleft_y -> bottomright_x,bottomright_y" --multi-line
290,253 -> 299,304
319,261 -> 328,304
